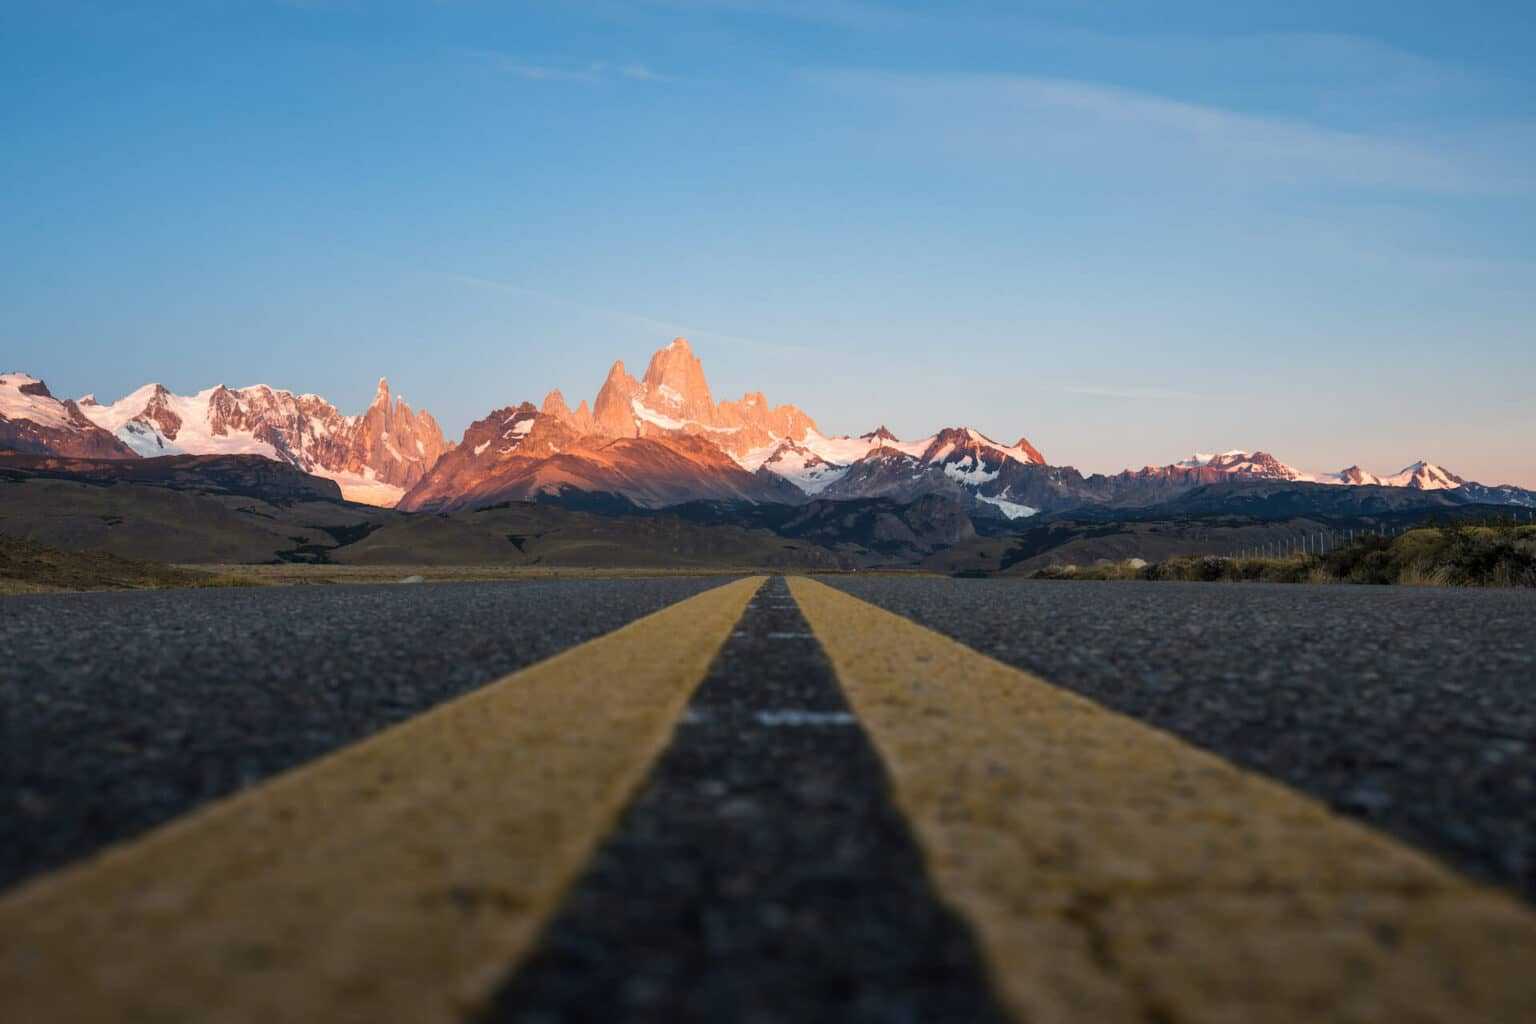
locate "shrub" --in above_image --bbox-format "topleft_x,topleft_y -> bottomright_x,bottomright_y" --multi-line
1029,519 -> 1536,588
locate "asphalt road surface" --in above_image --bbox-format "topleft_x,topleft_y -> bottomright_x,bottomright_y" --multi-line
487,577 -> 1008,1023
0,577 -> 725,889
828,577 -> 1536,901
4,574 -> 1536,1023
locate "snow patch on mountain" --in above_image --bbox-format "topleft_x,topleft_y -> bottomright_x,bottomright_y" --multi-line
80,386 -> 284,460
942,455 -> 999,486
1383,461 -> 1463,491
631,396 -> 742,436
976,494 -> 1039,519
1178,450 -> 1253,468
748,425 -> 1044,500
328,469 -> 406,506
631,397 -> 688,432
117,419 -> 185,456
72,380 -> 452,506
0,373 -> 72,430
798,429 -> 933,465
757,441 -> 850,494
1174,449 -> 1467,491
965,428 -> 1042,466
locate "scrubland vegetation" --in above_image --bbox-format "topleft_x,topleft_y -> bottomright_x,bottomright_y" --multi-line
1031,518 -> 1536,588
0,533 -> 263,594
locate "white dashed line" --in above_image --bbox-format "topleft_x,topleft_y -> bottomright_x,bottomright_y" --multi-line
754,709 -> 858,727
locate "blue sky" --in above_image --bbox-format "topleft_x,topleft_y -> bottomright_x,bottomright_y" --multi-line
3,0 -> 1534,485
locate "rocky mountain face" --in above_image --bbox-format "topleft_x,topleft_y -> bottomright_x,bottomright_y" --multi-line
922,455 -> 1532,520
579,338 -> 817,459
399,425 -> 805,513
0,450 -> 345,502
396,337 -> 1050,512
69,378 -> 451,505
1165,450 -> 1472,491
11,343 -> 1530,517
398,338 -> 1047,514
350,379 -> 454,490
1385,460 -> 1465,491
0,374 -> 138,459
400,338 -> 1535,515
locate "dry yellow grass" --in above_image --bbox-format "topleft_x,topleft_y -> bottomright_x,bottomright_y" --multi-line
0,534 -> 262,594
176,563 -> 752,586
181,563 -> 941,586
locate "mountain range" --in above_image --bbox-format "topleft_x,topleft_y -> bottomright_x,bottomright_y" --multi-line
2,372 -> 450,505
3,342 -> 1532,514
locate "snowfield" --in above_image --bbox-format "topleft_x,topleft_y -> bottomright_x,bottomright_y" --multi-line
976,494 -> 1039,519
2,374 -> 74,430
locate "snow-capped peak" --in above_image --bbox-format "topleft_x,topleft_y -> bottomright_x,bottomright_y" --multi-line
756,438 -> 849,494
1385,461 -> 1463,491
1171,450 -> 1309,481
1177,449 -> 1254,468
1168,449 -> 1474,491
1327,465 -> 1384,486
68,379 -> 452,505
958,427 -> 1044,466
1,372 -> 72,429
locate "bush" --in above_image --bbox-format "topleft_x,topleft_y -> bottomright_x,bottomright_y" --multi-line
1028,520 -> 1536,588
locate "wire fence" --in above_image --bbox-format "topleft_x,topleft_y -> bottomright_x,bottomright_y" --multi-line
1220,510 -> 1536,562
1234,525 -> 1389,561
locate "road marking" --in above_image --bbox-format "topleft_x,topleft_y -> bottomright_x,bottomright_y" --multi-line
787,577 -> 1536,1024
753,709 -> 858,727
482,574 -> 1009,1021
0,576 -> 764,1024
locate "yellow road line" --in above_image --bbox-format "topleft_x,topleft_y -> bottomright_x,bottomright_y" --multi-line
0,576 -> 764,1024
788,577 -> 1536,1024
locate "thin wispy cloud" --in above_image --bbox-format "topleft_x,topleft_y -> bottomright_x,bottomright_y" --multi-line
963,26 -> 1476,100
810,69 -> 1530,196
460,50 -> 663,85
628,0 -> 1480,107
636,0 -> 916,33
620,63 -> 665,81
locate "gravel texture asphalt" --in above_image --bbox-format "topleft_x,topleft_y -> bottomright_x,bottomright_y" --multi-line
486,577 -> 1008,1024
8,572 -> 1535,1022
0,578 -> 726,890
825,577 -> 1536,901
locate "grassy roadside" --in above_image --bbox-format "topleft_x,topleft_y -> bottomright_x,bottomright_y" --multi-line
1030,520 -> 1536,588
0,534 -> 264,594
0,530 -> 940,594
181,564 -> 943,586
184,564 -> 774,586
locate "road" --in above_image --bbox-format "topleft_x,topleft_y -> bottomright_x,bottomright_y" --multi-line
3,575 -> 1535,1023
0,577 -> 725,889
825,577 -> 1536,900
488,577 -> 1009,1023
